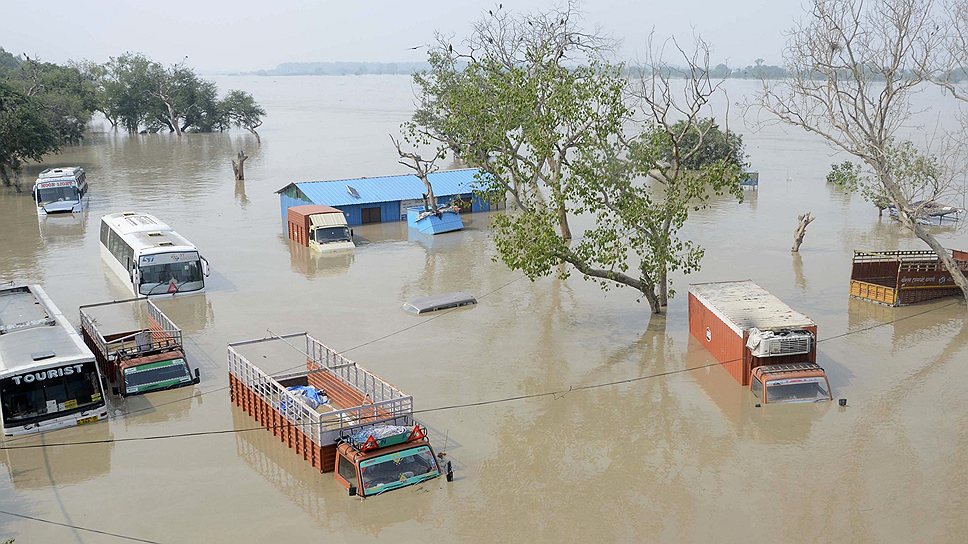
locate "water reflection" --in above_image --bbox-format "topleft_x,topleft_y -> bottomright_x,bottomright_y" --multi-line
230,406 -> 436,535
37,209 -> 89,247
286,238 -> 356,278
0,423 -> 113,489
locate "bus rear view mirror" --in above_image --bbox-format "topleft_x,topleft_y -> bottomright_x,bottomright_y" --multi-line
348,485 -> 358,497
193,368 -> 200,384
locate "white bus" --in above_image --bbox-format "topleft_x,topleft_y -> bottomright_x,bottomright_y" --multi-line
32,166 -> 89,215
0,285 -> 108,436
100,212 -> 211,296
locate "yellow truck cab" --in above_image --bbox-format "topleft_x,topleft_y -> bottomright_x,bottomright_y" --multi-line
750,363 -> 832,404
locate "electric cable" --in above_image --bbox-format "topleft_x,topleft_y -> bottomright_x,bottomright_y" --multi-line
0,508 -> 160,543
1,296 -> 961,452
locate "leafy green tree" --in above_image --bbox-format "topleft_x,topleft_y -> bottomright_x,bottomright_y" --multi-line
407,5 -> 740,314
655,118 -> 744,170
218,89 -> 265,142
0,81 -> 60,191
0,47 -> 20,73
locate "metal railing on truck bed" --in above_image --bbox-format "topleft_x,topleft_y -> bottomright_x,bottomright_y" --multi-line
79,298 -> 182,359
227,332 -> 413,472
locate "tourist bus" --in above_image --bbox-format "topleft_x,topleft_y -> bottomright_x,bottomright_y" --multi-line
99,212 -> 211,296
0,285 -> 108,436
32,166 -> 89,215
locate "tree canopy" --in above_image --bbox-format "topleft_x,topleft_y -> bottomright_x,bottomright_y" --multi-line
405,5 -> 742,315
0,49 -> 266,188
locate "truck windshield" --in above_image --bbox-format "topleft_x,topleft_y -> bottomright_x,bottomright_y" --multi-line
766,378 -> 830,403
140,260 -> 204,295
122,358 -> 192,395
314,226 -> 351,243
359,445 -> 439,496
36,186 -> 79,205
0,362 -> 103,426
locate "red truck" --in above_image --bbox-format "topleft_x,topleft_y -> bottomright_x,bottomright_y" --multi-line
228,332 -> 451,498
689,280 -> 832,404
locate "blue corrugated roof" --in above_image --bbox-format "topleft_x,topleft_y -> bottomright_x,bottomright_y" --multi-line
278,168 -> 484,206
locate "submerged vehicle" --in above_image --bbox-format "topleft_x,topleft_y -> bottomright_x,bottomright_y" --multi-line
688,280 -> 831,405
751,363 -> 832,404
0,285 -> 107,436
32,166 -> 88,215
99,212 -> 211,296
286,205 -> 354,252
79,298 -> 199,397
227,332 -> 450,498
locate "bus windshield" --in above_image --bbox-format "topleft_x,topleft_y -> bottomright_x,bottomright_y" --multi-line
314,226 -> 351,243
36,186 -> 79,205
139,259 -> 204,295
359,445 -> 439,496
0,362 -> 103,427
122,358 -> 193,395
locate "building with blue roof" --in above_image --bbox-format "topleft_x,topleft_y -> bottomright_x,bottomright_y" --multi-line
276,168 -> 501,225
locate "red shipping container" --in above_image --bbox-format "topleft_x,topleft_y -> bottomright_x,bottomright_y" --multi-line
689,280 -> 817,386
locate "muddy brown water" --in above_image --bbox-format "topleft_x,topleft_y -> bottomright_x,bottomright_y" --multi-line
1,77 -> 967,543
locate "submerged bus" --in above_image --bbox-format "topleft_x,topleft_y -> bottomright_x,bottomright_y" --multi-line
99,212 -> 211,296
32,166 -> 88,215
0,285 -> 108,436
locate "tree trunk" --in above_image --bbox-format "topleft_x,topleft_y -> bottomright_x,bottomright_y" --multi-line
421,176 -> 438,213
232,149 -> 248,181
247,126 -> 261,144
791,212 -> 814,252
557,201 -> 572,240
881,169 -> 968,305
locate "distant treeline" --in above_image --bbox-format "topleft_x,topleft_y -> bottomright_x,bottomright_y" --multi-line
255,60 -> 968,82
252,61 -> 432,76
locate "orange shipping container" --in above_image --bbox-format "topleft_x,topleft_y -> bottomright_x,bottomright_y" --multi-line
688,280 -> 817,386
286,205 -> 345,246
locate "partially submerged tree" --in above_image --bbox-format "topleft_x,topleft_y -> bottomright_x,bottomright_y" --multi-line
754,0 -> 968,303
0,82 -> 60,190
390,135 -> 441,213
219,90 -> 266,143
407,4 -> 742,314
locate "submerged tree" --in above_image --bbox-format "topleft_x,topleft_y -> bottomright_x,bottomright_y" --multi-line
407,4 -> 742,314
754,0 -> 968,303
219,90 -> 266,143
0,82 -> 60,190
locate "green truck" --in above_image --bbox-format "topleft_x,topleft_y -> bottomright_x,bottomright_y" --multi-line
80,298 -> 199,397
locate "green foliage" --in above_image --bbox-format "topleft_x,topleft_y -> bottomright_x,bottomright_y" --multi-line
99,53 -> 264,135
0,47 -> 20,73
654,118 -> 745,170
219,89 -> 265,135
0,81 -> 60,189
826,160 -> 861,190
825,142 -> 943,212
406,8 -> 742,313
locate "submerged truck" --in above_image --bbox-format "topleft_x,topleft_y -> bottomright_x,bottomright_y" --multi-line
228,332 -> 449,498
287,205 -> 354,252
79,298 -> 199,397
689,280 -> 833,405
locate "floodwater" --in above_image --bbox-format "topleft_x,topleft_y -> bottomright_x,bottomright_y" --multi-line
1,76 -> 968,543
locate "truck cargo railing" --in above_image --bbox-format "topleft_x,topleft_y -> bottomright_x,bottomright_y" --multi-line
852,249 -> 968,265
79,298 -> 182,360
227,333 -> 413,448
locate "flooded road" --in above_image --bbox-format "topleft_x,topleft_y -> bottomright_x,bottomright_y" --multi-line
1,76 -> 967,543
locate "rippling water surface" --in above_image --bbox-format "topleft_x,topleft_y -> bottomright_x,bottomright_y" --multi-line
1,76 -> 967,543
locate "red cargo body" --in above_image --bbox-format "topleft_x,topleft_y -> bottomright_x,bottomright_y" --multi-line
287,205 -> 344,246
689,281 -> 818,386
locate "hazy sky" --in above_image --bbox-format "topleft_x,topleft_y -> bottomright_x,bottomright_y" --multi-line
1,1 -> 802,72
